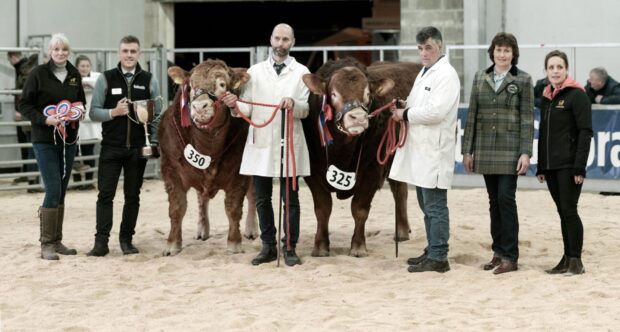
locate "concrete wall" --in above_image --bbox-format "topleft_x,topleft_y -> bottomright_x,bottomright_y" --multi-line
400,0 -> 465,95
462,0 -> 620,103
402,0 -> 620,103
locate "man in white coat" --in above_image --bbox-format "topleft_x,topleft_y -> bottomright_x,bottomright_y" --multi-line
390,26 -> 460,273
223,23 -> 310,266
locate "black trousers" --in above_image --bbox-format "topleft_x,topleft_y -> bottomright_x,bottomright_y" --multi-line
545,169 -> 584,258
253,176 -> 300,249
95,145 -> 147,244
483,174 -> 519,262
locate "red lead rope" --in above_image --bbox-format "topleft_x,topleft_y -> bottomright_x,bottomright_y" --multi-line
223,95 -> 298,190
370,100 -> 408,165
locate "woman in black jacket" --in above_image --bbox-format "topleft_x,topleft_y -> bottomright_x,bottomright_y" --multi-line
19,33 -> 86,260
537,50 -> 593,275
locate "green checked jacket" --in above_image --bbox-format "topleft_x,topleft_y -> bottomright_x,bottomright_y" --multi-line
462,65 -> 534,175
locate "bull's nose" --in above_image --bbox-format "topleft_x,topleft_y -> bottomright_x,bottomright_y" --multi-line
349,111 -> 368,124
192,99 -> 211,111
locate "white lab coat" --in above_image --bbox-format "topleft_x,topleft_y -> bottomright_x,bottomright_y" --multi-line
389,56 -> 460,189
79,71 -> 102,141
236,57 -> 311,177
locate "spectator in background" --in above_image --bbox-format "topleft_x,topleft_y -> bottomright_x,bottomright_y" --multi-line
73,55 -> 101,190
8,51 -> 40,190
585,67 -> 620,104
462,32 -> 534,275
534,77 -> 549,108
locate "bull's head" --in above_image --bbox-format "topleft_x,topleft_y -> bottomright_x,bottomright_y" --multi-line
168,59 -> 249,129
303,66 -> 394,135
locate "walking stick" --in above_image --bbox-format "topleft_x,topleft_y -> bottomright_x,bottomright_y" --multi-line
395,217 -> 399,258
276,108 -> 285,267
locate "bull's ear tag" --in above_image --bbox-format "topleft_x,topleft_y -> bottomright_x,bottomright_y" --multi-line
326,165 -> 356,190
184,144 -> 211,169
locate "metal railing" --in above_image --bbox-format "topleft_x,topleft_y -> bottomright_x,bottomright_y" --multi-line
3,43 -> 620,192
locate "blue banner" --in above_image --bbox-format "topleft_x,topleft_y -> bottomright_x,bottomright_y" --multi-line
455,107 -> 620,179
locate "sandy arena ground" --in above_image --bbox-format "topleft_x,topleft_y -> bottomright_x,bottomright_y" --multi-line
1,179 -> 619,331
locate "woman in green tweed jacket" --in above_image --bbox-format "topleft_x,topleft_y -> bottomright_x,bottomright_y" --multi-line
462,32 -> 534,275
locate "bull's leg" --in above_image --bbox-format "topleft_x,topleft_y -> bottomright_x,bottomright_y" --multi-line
224,189 -> 244,254
195,191 -> 210,240
349,191 -> 377,257
162,177 -> 188,256
243,179 -> 259,240
305,177 -> 332,257
388,179 -> 411,241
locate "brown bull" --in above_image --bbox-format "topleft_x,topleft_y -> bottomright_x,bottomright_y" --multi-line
302,58 -> 422,257
159,59 -> 257,255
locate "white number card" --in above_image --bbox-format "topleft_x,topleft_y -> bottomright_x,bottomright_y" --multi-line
184,144 -> 211,169
326,165 -> 356,190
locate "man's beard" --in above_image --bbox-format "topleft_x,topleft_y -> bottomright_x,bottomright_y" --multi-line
272,47 -> 289,57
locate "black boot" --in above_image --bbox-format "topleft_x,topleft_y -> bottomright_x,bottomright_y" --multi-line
39,207 -> 59,260
55,205 -> 77,255
407,258 -> 450,273
565,257 -> 585,275
120,240 -> 139,255
87,240 -> 110,257
251,244 -> 277,266
545,255 -> 568,274
284,249 -> 302,266
406,248 -> 428,265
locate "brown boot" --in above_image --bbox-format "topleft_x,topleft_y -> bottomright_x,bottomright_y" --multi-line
39,207 -> 59,260
55,205 -> 77,255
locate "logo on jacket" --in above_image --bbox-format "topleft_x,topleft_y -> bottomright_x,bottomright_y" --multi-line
506,83 -> 518,94
557,100 -> 565,108
425,86 -> 431,91
133,84 -> 146,90
68,77 -> 78,86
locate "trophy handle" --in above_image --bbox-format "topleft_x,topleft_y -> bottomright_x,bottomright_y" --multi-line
142,122 -> 152,157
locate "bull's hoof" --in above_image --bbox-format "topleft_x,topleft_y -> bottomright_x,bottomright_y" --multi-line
243,230 -> 259,241
311,247 -> 330,257
394,233 -> 410,242
163,244 -> 182,256
349,247 -> 369,258
195,230 -> 210,241
226,242 -> 244,254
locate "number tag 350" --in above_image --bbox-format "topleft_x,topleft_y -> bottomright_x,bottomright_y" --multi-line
184,144 -> 211,169
326,165 -> 356,190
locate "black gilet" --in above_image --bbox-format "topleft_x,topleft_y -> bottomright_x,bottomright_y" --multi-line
101,63 -> 152,148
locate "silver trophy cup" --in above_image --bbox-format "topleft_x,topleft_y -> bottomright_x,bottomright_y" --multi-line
133,100 -> 155,157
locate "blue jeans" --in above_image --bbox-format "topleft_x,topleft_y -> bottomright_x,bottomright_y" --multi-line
415,186 -> 450,261
33,143 -> 77,208
253,176 -> 300,249
483,174 -> 519,262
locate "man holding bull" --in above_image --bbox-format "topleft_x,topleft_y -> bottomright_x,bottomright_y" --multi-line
390,26 -> 461,273
223,23 -> 311,267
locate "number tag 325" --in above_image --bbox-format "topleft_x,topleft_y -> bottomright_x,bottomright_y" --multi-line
184,144 -> 211,169
326,165 -> 356,190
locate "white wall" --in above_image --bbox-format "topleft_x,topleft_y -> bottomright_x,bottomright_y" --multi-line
463,0 -> 620,102
505,0 -> 620,86
18,0 -> 145,48
0,0 -> 149,109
